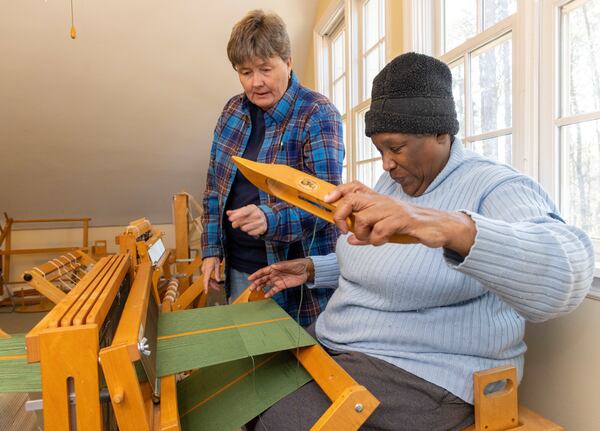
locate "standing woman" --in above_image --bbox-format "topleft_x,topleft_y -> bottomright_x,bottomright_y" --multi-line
200,10 -> 344,325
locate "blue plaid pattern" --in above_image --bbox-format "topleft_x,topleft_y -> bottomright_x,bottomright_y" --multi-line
201,72 -> 344,325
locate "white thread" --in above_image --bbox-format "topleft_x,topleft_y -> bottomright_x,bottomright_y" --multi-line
126,225 -> 140,237
50,260 -> 72,291
49,260 -> 62,276
32,267 -> 46,278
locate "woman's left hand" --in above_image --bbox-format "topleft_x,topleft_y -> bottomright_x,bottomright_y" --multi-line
227,204 -> 268,237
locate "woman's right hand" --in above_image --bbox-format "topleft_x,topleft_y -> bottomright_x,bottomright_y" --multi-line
201,257 -> 222,294
247,258 -> 314,298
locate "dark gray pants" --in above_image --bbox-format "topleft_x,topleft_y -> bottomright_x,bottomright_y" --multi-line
248,326 -> 474,431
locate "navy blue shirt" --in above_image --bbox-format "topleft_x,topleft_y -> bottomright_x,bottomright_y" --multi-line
224,103 -> 268,273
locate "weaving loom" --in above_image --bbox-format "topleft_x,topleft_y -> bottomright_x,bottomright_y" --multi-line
0,247 -> 380,430
116,216 -> 208,312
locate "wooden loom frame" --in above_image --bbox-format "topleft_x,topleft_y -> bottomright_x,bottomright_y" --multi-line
115,213 -> 207,312
24,253 -> 130,431
0,214 -> 91,296
98,265 -> 380,431
21,249 -> 95,305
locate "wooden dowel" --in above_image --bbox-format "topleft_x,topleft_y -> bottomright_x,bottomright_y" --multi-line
82,219 -> 89,250
12,217 -> 91,223
0,247 -> 80,255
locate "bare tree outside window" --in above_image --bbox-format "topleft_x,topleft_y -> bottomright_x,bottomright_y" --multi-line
482,0 -> 517,30
445,0 -> 513,164
561,0 -> 600,240
443,0 -> 477,53
450,62 -> 465,140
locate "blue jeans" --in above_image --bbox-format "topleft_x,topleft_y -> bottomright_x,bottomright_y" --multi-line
227,268 -> 252,303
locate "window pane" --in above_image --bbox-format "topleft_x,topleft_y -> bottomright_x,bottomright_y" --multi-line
471,38 -> 512,135
332,31 -> 345,80
562,0 -> 600,116
450,61 -> 465,139
365,46 -> 381,99
443,0 -> 477,53
356,110 -> 378,161
363,0 -> 380,49
482,0 -> 517,30
471,134 -> 512,164
560,120 -> 600,239
333,78 -> 346,114
357,161 -> 385,188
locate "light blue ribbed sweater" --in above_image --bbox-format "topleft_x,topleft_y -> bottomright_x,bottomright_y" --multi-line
310,140 -> 595,404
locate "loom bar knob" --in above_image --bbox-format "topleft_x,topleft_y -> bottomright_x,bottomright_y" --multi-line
113,390 -> 124,404
354,403 -> 363,413
138,337 -> 151,357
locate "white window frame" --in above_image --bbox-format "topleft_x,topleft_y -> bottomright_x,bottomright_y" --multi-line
409,0 -> 600,287
315,0 -> 390,186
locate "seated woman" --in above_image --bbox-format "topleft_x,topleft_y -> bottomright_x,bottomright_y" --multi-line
246,53 -> 595,430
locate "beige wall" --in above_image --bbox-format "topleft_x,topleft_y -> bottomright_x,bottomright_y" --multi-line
520,296 -> 600,430
0,1 -> 318,226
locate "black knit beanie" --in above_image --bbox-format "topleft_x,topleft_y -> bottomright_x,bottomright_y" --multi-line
365,52 -> 459,137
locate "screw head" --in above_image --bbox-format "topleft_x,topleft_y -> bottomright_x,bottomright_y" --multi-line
354,403 -> 363,413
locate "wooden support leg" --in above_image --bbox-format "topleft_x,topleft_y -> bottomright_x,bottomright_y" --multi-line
39,325 -> 102,431
173,194 -> 191,291
311,385 -> 380,431
158,374 -> 180,431
100,345 -> 151,431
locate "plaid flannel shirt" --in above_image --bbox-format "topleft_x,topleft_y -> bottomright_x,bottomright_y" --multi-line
201,72 -> 344,325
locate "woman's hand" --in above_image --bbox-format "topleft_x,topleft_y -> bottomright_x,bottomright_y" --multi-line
324,182 -> 477,256
247,258 -> 314,298
201,257 -> 222,294
227,204 -> 267,237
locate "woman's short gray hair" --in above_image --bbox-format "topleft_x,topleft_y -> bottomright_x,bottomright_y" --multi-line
227,10 -> 291,69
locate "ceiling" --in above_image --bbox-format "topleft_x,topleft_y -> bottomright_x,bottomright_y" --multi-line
0,0 -> 319,227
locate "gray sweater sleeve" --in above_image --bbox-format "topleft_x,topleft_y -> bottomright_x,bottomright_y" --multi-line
444,179 -> 595,322
307,253 -> 340,289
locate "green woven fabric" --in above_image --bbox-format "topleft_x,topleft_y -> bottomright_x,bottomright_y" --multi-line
157,299 -> 316,377
0,334 -> 41,392
178,350 -> 312,431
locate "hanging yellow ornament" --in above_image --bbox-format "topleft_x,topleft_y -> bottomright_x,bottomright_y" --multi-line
69,0 -> 76,39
